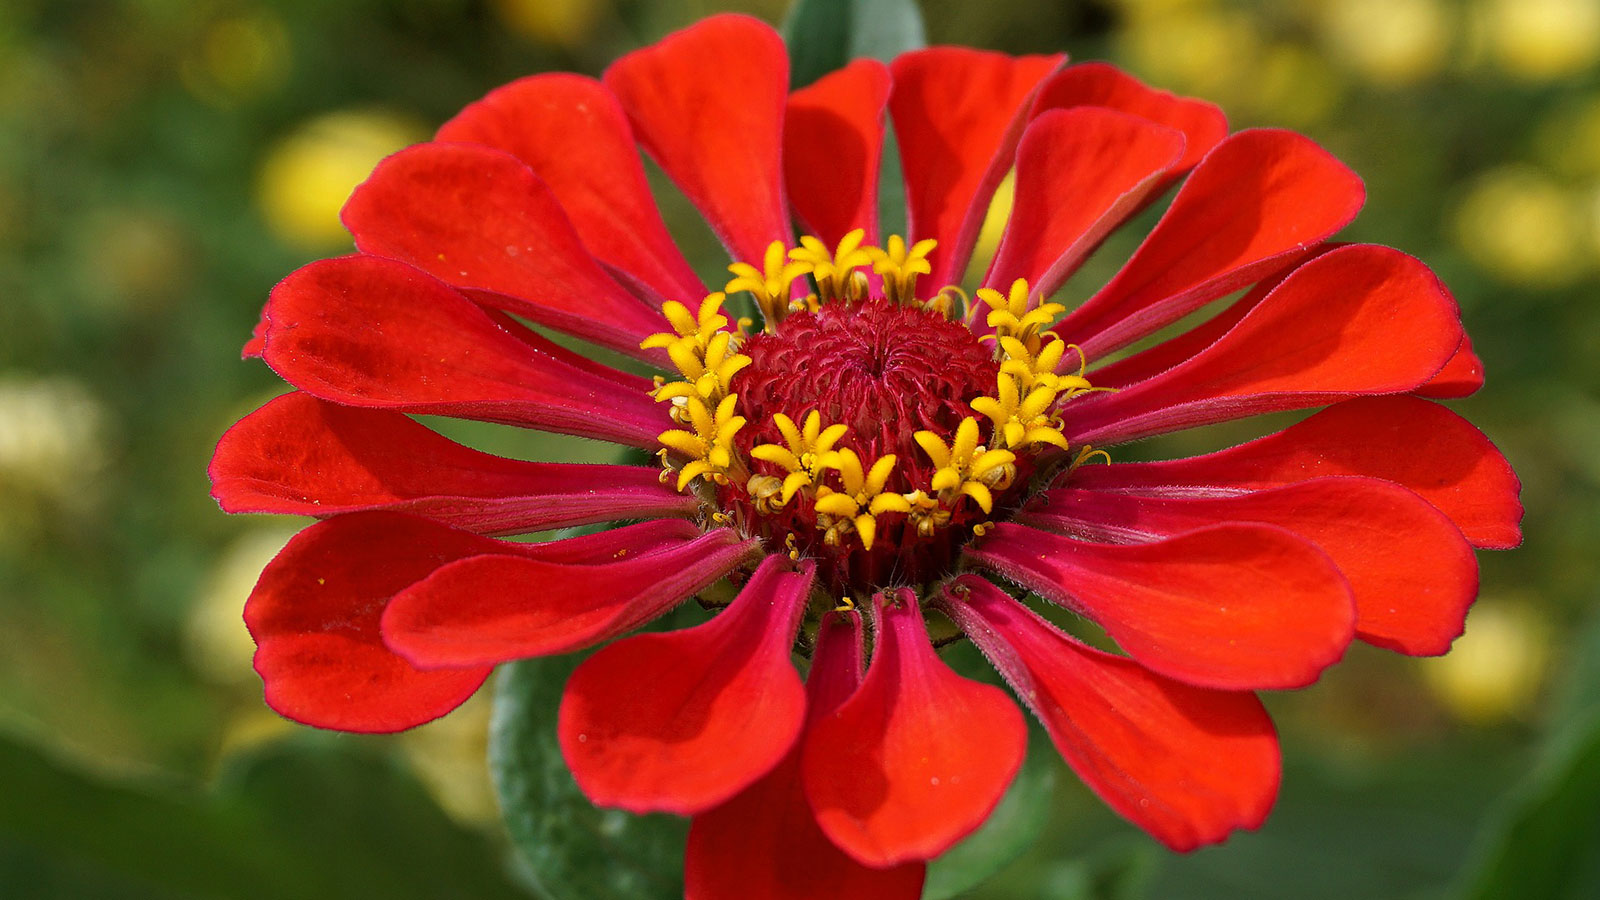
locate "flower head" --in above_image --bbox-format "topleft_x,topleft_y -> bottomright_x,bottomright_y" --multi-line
211,13 -> 1522,897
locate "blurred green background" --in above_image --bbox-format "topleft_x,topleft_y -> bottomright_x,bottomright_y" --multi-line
1,0 -> 1597,897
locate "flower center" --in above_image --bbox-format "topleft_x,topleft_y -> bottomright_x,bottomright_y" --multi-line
736,302 -> 996,466
642,231 -> 1108,596
731,302 -> 1005,590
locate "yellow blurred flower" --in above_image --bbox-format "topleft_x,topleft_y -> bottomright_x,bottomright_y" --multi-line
83,208 -> 192,315
401,691 -> 498,826
1453,164 -> 1587,287
1421,598 -> 1550,724
1112,0 -> 1217,20
1250,42 -> 1344,127
1535,95 -> 1600,179
1116,5 -> 1261,100
1320,0 -> 1454,87
180,11 -> 292,108
255,110 -> 428,248
0,375 -> 108,541
1478,0 -> 1600,82
186,527 -> 298,686
491,0 -> 609,47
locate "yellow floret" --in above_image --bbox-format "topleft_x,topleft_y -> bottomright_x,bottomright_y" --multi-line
789,228 -> 872,304
656,394 -> 747,491
727,241 -> 809,330
976,277 -> 1065,355
641,292 -> 732,354
866,235 -> 938,307
814,448 -> 910,550
913,417 -> 1017,513
970,374 -> 1070,452
748,410 -> 850,509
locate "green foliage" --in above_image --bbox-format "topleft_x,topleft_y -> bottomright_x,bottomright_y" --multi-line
1461,612 -> 1600,900
925,733 -> 1058,899
489,656 -> 687,900
1463,715 -> 1600,900
0,733 -> 529,900
782,0 -> 927,88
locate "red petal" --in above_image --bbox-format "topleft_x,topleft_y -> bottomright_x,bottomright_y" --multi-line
1086,257 -> 1316,389
802,590 -> 1027,866
479,306 -> 656,393
889,47 -> 1065,289
1030,62 -> 1228,175
1063,244 -> 1463,445
436,73 -> 705,306
260,255 -> 667,448
807,609 -> 868,714
938,576 -> 1279,851
557,555 -> 812,814
1053,129 -> 1365,359
1068,395 -> 1523,549
1024,478 -> 1480,656
243,310 -> 268,359
209,392 -> 696,535
967,523 -> 1355,690
785,59 -> 892,246
603,14 -> 790,266
983,107 -> 1186,298
245,512 -> 501,733
1416,332 -> 1485,398
342,142 -> 666,360
686,610 -> 926,900
381,528 -> 759,667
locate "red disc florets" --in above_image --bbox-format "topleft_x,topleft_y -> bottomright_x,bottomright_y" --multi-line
725,301 -> 1027,592
737,301 -> 997,464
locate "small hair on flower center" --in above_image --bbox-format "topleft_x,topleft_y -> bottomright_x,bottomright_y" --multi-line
643,230 -> 1110,595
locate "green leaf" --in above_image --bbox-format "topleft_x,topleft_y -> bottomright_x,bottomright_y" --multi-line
1461,712 -> 1600,900
924,737 -> 1058,900
782,0 -> 927,89
1032,841 -> 1161,900
0,731 -> 531,900
878,125 -> 909,241
1460,611 -> 1600,900
1138,746 -> 1518,900
489,654 -> 687,900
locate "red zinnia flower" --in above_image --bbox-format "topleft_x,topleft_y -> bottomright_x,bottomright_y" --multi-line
210,13 -> 1523,898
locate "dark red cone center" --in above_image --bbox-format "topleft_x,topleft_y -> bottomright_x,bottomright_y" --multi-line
726,301 -> 1010,593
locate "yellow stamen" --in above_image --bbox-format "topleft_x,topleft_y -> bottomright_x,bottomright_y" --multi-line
657,394 -> 747,491
727,241 -> 809,330
789,228 -> 872,304
1052,342 -> 1107,400
901,489 -> 952,538
971,373 -> 1071,452
644,293 -> 752,422
1069,445 -> 1113,472
976,278 -> 1065,355
748,411 -> 850,508
746,474 -> 786,514
917,285 -> 967,320
814,449 -> 911,550
642,293 -> 732,354
913,417 -> 1017,513
997,334 -> 1072,392
866,235 -> 938,307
